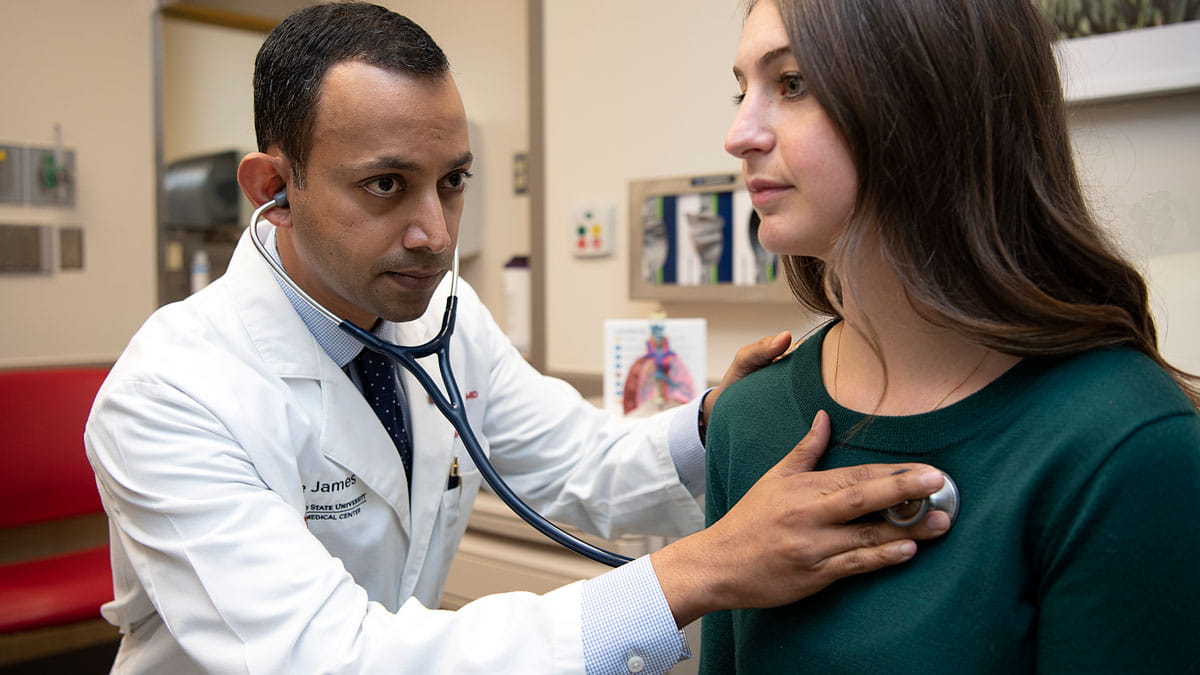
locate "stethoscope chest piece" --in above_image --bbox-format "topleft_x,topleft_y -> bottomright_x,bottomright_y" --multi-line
884,471 -> 960,528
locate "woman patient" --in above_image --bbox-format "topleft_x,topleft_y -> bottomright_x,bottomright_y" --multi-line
701,0 -> 1200,672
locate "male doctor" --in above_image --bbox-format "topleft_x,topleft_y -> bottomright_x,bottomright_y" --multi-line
85,4 -> 950,673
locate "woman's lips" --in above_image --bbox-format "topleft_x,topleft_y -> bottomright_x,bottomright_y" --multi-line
746,178 -> 792,209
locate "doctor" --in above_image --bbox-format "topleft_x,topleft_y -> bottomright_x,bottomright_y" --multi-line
85,4 -> 950,673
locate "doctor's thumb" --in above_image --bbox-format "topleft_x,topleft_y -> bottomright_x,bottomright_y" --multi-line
778,410 -> 832,476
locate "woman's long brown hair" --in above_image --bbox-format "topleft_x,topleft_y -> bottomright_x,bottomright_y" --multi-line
765,0 -> 1199,408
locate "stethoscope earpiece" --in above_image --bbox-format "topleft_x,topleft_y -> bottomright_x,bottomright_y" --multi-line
272,188 -> 288,208
884,471 -> 960,528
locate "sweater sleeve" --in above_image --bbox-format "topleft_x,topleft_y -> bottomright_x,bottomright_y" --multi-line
1035,412 -> 1200,672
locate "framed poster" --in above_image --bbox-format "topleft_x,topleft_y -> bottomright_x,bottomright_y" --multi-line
603,317 -> 707,417
628,173 -> 791,303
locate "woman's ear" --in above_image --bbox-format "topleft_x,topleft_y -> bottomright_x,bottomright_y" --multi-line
237,152 -> 293,228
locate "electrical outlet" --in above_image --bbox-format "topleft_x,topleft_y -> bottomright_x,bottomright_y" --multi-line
572,203 -> 615,258
0,224 -> 54,273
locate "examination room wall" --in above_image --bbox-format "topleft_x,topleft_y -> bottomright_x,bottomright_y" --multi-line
0,0 -> 527,369
541,1 -> 1200,380
0,0 -> 158,367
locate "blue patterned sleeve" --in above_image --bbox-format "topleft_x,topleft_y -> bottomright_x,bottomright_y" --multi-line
666,389 -> 711,497
580,555 -> 690,674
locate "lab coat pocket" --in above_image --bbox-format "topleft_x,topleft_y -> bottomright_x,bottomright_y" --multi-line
439,466 -> 479,536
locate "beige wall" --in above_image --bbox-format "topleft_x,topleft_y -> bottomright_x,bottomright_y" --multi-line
162,16 -> 262,233
1071,92 -> 1200,373
542,1 -> 1200,378
0,0 -> 157,367
163,18 -> 260,165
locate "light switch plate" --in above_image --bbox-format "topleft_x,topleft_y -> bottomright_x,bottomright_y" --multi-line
572,203 -> 615,258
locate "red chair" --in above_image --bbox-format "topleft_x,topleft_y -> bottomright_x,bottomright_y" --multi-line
0,367 -> 116,666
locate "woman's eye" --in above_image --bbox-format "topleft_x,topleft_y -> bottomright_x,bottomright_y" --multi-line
365,176 -> 402,196
781,73 -> 807,99
441,170 -> 473,191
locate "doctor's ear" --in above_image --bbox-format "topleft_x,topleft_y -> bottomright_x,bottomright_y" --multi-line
238,152 -> 293,228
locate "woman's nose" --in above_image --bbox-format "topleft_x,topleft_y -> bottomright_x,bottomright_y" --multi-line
724,94 -> 774,158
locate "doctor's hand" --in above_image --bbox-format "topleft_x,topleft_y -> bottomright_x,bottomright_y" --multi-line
701,331 -> 794,433
651,410 -> 951,628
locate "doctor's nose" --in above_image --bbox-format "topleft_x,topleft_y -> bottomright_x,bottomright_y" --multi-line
403,191 -> 453,254
725,95 -> 775,159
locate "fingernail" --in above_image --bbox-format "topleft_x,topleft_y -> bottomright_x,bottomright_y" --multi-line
919,470 -> 944,489
891,541 -> 917,558
925,511 -> 952,534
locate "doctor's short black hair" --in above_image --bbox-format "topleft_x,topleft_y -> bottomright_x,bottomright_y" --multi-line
253,2 -> 449,186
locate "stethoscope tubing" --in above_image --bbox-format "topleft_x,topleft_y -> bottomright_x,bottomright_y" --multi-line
249,198 -> 632,567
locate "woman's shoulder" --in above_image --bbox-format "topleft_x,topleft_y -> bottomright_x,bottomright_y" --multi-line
1032,346 -> 1192,414
715,326 -> 827,417
1005,346 -> 1199,457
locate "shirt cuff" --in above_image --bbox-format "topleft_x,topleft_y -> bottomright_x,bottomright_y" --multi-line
666,390 -> 711,497
580,555 -> 690,675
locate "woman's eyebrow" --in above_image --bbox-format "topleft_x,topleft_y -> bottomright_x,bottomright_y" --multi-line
732,45 -> 793,80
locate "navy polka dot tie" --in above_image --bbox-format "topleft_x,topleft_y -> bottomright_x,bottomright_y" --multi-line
352,349 -> 412,489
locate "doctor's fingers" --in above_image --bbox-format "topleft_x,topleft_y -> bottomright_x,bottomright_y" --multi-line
780,460 -> 949,526
793,535 -> 921,591
719,330 -> 792,387
809,509 -> 953,565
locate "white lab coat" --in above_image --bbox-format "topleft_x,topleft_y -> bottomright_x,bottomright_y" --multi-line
85,231 -> 704,673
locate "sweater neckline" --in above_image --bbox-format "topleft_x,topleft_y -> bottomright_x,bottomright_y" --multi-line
793,321 -> 1045,454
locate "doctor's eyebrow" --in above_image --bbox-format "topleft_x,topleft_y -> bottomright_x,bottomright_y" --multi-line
352,151 -> 474,175
732,45 -> 793,80
447,151 -> 474,170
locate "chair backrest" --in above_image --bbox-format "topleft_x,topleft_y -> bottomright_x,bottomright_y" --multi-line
0,367 -> 109,528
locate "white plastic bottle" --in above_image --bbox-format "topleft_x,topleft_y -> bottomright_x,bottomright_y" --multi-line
190,249 -> 211,293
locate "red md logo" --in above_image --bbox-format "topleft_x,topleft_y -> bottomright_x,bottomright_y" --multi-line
465,390 -> 479,400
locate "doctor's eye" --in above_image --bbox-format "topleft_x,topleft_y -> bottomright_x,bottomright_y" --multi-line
440,169 -> 473,192
780,72 -> 807,99
364,175 -> 403,197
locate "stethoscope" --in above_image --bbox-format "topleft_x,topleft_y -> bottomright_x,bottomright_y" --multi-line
884,471 -> 959,528
250,190 -> 633,567
249,190 -> 960,568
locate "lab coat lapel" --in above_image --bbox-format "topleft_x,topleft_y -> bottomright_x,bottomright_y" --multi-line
225,231 -> 415,532
227,231 -> 322,380
382,319 -> 456,590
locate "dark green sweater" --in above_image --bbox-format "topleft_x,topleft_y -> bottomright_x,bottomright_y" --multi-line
702,322 -> 1200,674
